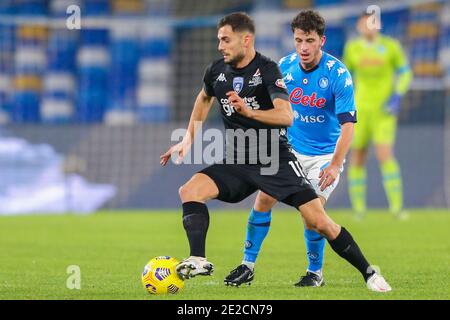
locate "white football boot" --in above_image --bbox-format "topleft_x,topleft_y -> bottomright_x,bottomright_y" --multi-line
366,273 -> 392,292
176,256 -> 214,280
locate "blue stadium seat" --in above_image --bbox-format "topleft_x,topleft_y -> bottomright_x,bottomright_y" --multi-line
78,65 -> 108,84
109,38 -> 139,110
77,46 -> 110,122
410,38 -> 439,62
0,72 -> 12,120
80,28 -> 109,46
16,0 -> 47,15
136,24 -> 172,122
381,9 -> 409,39
41,72 -> 75,123
410,10 -> 438,23
12,90 -> 41,123
342,15 -> 359,39
76,27 -> 110,123
0,1 -> 15,14
47,30 -> 78,72
440,26 -> 450,48
0,25 -> 15,74
84,0 -> 110,16
324,25 -> 345,58
313,0 -> 343,6
141,38 -> 171,58
12,23 -> 47,123
77,88 -> 107,122
136,105 -> 170,123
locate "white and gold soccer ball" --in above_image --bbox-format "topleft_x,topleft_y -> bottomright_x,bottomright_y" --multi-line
141,256 -> 184,295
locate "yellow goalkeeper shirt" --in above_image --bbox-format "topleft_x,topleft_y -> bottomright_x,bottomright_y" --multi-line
343,34 -> 412,110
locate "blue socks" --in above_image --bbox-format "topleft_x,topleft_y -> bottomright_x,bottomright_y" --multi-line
243,208 -> 272,264
242,208 -> 325,274
304,228 -> 325,273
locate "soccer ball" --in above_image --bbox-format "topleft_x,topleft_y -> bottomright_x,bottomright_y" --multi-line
141,256 -> 184,295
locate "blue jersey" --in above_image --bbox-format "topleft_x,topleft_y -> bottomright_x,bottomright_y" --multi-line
279,51 -> 357,156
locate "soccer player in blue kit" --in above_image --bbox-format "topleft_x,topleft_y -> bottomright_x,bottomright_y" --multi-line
225,10 -> 365,288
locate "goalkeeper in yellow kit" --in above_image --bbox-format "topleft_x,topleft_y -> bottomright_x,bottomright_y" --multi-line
343,12 -> 413,218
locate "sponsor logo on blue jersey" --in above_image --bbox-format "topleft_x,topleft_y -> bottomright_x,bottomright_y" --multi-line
300,114 -> 325,123
289,87 -> 326,108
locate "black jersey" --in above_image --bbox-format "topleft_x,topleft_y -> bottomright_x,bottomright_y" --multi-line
203,52 -> 291,163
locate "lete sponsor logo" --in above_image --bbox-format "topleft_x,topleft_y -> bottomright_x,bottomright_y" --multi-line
289,88 -> 326,108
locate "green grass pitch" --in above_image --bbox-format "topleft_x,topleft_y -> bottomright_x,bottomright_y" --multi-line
0,209 -> 449,300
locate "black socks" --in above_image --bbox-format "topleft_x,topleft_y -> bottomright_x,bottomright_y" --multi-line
182,201 -> 210,257
328,227 -> 376,281
182,204 -> 376,282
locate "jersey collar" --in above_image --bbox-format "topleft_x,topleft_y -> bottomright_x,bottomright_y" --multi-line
228,51 -> 260,72
361,34 -> 381,47
299,51 -> 324,74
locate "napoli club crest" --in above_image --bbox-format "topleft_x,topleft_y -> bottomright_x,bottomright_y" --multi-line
318,77 -> 329,89
233,77 -> 244,94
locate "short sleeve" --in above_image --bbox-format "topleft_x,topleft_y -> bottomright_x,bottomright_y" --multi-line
202,63 -> 215,97
333,65 -> 357,124
262,61 -> 289,101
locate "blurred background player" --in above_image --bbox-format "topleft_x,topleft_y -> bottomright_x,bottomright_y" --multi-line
344,12 -> 413,219
225,9 -> 356,288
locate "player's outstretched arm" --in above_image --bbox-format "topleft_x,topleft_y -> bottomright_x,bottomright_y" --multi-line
160,89 -> 214,166
227,91 -> 293,126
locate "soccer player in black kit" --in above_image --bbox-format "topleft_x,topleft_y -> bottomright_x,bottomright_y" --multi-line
160,12 -> 391,292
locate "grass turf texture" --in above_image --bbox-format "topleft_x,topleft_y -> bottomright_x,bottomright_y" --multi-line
0,210 -> 449,300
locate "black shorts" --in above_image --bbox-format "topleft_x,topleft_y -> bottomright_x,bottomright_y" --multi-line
199,149 -> 318,209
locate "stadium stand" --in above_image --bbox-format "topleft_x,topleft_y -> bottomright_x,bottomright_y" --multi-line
0,0 -> 448,211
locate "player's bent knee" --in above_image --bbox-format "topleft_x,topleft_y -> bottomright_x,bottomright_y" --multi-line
315,218 -> 340,239
179,184 -> 204,203
299,199 -> 338,238
178,182 -> 202,202
179,174 -> 219,203
314,219 -> 330,236
178,184 -> 192,202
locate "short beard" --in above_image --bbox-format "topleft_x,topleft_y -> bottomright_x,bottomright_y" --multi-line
226,52 -> 245,67
302,60 -> 315,70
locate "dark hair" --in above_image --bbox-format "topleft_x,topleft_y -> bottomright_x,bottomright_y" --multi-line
291,10 -> 325,37
218,12 -> 255,34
